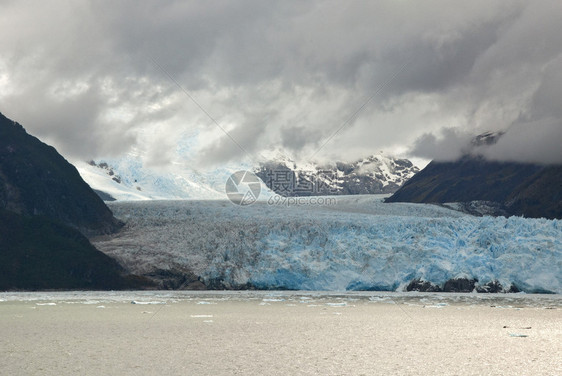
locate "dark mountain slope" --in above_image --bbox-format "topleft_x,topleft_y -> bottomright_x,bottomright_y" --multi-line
0,209 -> 139,290
0,112 -> 121,235
386,157 -> 562,219
0,112 -> 151,290
506,165 -> 562,219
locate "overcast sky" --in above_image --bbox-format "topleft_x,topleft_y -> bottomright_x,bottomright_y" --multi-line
1,0 -> 561,167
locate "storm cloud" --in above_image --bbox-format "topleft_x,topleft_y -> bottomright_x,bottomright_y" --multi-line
0,0 -> 560,167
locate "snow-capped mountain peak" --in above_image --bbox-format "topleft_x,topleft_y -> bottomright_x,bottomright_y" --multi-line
76,130 -> 420,201
255,154 -> 420,196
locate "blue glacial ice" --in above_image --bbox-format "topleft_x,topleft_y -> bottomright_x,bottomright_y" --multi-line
95,196 -> 562,293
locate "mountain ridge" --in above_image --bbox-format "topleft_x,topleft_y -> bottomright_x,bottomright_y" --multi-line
80,152 -> 421,201
0,112 -> 150,290
0,112 -> 122,235
255,154 -> 420,197
386,153 -> 562,219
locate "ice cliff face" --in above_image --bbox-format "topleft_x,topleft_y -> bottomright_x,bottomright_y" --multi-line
92,196 -> 562,293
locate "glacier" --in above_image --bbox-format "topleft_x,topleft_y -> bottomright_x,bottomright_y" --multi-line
75,128 -> 273,201
92,195 -> 562,293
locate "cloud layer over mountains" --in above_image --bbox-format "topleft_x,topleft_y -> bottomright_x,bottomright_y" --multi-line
1,1 -> 560,166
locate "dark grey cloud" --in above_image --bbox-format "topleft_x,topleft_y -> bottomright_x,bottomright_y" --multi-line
280,125 -> 324,153
410,128 -> 473,162
196,111 -> 270,167
0,0 -> 561,167
412,47 -> 562,165
482,119 -> 562,164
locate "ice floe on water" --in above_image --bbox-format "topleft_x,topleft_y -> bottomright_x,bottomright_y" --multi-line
91,195 -> 561,294
1,291 -> 560,309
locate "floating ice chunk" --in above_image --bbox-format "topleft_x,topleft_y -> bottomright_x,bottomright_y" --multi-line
82,300 -> 101,305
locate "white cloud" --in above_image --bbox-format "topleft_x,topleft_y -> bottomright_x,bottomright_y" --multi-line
0,0 -> 560,166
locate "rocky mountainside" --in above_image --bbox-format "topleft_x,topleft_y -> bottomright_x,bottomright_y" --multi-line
0,112 -> 122,235
0,112 -> 149,290
386,154 -> 562,220
255,154 -> 419,196
0,208 -> 143,290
